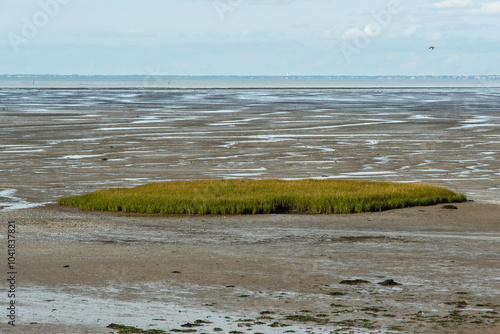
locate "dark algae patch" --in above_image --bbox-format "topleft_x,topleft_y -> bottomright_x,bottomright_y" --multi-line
444,300 -> 468,308
58,179 -> 466,215
180,320 -> 212,328
107,323 -> 167,334
339,279 -> 371,285
378,279 -> 402,286
328,291 -> 347,296
107,302 -> 499,333
269,321 -> 291,327
333,319 -> 378,329
285,314 -> 329,324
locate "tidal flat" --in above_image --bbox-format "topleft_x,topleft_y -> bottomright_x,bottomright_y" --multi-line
1,88 -> 500,209
1,203 -> 499,333
1,87 -> 499,332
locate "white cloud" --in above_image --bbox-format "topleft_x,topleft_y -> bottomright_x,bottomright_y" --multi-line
430,0 -> 473,9
432,0 -> 500,15
2,0 -> 499,75
401,25 -> 420,37
479,1 -> 500,14
340,28 -> 361,40
364,24 -> 382,37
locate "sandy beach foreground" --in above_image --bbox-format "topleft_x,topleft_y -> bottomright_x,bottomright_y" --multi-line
1,201 -> 499,333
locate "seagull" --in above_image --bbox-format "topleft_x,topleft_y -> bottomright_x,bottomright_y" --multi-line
429,46 -> 435,50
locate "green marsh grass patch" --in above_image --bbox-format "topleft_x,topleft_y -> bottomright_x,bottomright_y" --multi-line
57,179 -> 466,215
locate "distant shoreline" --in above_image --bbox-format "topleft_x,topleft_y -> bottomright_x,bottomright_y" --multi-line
1,74 -> 500,79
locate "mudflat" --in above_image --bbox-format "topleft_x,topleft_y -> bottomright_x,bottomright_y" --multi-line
1,89 -> 500,208
1,88 -> 499,332
1,201 -> 499,333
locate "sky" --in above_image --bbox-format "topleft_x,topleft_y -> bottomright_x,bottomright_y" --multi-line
1,0 -> 500,76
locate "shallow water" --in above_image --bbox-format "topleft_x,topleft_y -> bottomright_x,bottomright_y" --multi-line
1,87 -> 500,210
19,283 -> 396,333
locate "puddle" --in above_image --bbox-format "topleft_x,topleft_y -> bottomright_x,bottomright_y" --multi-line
0,189 -> 49,212
15,284 -> 387,333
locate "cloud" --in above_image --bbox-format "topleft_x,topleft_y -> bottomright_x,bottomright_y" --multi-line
431,0 -> 500,14
340,28 -> 361,40
479,1 -> 500,14
364,24 -> 382,38
430,0 -> 473,9
401,25 -> 420,37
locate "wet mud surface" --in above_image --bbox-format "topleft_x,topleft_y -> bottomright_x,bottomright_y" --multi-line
1,203 -> 499,333
1,88 -> 500,209
1,88 -> 500,333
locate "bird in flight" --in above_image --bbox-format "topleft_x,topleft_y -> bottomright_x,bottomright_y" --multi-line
429,46 -> 435,50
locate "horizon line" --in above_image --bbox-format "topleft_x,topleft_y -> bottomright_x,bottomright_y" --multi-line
2,74 -> 500,78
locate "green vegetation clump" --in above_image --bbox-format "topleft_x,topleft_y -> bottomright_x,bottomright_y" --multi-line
58,179 -> 466,215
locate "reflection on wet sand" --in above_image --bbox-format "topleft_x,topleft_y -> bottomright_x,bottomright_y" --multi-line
1,88 -> 499,210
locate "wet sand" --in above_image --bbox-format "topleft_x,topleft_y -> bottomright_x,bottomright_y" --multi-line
1,202 -> 499,333
1,89 -> 499,207
1,88 -> 500,332
0,202 -> 500,333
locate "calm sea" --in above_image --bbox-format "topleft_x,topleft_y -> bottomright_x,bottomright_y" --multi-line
1,76 -> 500,89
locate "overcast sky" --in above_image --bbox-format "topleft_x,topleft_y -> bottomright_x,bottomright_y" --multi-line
1,0 -> 499,75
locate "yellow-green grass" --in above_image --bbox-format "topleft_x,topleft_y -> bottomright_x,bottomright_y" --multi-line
57,179 -> 466,215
